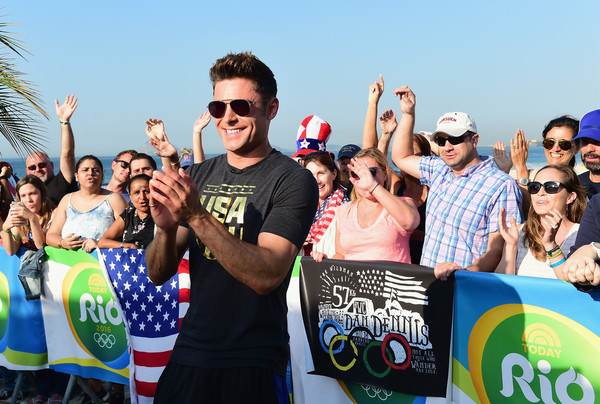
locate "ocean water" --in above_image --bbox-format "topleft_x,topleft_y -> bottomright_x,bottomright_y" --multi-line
0,146 -> 582,186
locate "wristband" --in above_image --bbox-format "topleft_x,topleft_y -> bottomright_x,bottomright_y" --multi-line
58,239 -> 63,249
59,120 -> 70,125
2,229 -> 12,235
549,257 -> 566,268
370,183 -> 380,194
547,248 -> 563,260
545,245 -> 560,255
120,241 -> 123,248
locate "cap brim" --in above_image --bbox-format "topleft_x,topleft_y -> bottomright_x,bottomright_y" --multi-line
573,130 -> 600,143
291,149 -> 318,158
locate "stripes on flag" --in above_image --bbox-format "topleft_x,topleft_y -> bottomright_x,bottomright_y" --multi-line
98,248 -> 190,404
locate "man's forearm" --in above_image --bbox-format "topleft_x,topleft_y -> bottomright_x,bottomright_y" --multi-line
147,226 -> 181,285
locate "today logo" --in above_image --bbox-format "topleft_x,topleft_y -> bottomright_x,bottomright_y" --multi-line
63,262 -> 128,365
468,304 -> 599,403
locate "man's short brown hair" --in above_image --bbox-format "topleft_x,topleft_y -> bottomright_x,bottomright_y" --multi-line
209,52 -> 277,101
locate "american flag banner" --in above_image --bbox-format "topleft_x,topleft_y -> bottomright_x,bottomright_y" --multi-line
98,248 -> 190,404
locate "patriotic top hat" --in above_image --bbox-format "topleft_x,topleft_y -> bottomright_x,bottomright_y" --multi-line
291,115 -> 332,158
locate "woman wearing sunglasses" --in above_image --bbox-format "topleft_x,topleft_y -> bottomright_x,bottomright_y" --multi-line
497,165 -> 586,279
332,148 -> 419,263
511,116 -> 580,183
302,151 -> 349,258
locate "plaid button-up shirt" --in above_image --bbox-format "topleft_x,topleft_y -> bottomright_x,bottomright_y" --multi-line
419,156 -> 522,268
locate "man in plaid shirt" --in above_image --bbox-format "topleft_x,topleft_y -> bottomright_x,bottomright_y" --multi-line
392,86 -> 522,280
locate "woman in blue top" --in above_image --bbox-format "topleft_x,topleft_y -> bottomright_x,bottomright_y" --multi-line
47,155 -> 128,253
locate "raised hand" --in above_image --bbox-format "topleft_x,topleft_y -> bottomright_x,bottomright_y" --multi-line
379,109 -> 398,135
145,119 -> 177,158
348,157 -> 378,194
394,86 -> 416,116
540,209 -> 562,250
55,94 -> 78,122
510,129 -> 529,172
193,111 -> 212,135
498,207 -> 519,247
368,75 -> 384,104
493,141 -> 512,173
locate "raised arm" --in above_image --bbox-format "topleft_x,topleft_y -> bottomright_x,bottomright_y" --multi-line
192,112 -> 211,164
493,141 -> 512,174
391,86 -> 420,179
362,75 -> 384,149
495,207 -> 519,275
148,166 -> 302,295
55,95 -> 78,183
378,109 -> 397,157
145,119 -> 179,170
348,158 -> 419,231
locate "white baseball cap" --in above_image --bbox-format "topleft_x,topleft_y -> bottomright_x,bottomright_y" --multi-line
432,112 -> 477,137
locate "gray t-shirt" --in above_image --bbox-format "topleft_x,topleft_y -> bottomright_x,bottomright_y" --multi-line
170,150 -> 318,375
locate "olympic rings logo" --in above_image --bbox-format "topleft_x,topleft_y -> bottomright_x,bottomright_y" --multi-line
319,321 -> 412,378
94,333 -> 116,349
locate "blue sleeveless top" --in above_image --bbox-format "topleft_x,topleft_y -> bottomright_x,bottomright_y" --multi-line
62,193 -> 115,240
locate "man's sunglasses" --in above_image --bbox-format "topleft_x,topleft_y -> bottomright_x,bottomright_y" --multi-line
527,181 -> 564,195
350,167 -> 378,179
207,99 -> 258,119
432,132 -> 472,147
27,162 -> 47,171
114,159 -> 130,169
542,138 -> 575,151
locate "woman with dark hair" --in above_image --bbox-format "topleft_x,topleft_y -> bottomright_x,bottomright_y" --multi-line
512,115 -> 580,180
303,151 -> 349,258
333,148 -> 419,263
0,175 -> 53,255
99,174 -> 155,249
497,165 -> 586,279
47,155 -> 128,253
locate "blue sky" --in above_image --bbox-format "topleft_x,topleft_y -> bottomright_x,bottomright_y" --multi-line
1,0 -> 599,158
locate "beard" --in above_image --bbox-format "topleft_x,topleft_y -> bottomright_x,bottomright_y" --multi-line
583,153 -> 600,172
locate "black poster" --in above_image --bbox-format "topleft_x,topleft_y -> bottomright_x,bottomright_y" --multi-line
299,258 -> 454,397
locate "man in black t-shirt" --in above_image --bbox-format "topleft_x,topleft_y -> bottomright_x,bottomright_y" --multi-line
25,95 -> 79,206
147,52 -> 318,403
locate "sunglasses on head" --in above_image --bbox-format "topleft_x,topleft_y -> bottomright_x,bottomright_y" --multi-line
207,99 -> 258,119
432,132 -> 473,147
114,159 -> 130,169
542,138 -> 574,151
350,167 -> 378,179
27,162 -> 47,171
527,181 -> 564,194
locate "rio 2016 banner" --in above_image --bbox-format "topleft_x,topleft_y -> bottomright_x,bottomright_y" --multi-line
453,271 -> 600,404
299,258 -> 454,398
41,247 -> 130,384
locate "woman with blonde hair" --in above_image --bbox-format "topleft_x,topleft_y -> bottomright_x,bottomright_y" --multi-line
497,164 -> 586,279
333,147 -> 419,263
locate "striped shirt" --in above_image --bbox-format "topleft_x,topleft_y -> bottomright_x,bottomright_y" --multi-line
419,156 -> 522,268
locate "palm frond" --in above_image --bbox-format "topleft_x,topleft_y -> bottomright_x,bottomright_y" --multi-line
0,18 -> 48,157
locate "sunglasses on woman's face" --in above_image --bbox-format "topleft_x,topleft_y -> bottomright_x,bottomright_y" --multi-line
207,99 -> 258,119
350,167 -> 378,179
542,138 -> 574,151
527,181 -> 564,194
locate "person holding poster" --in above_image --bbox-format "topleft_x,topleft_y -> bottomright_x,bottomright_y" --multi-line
146,52 -> 318,403
391,86 -> 522,280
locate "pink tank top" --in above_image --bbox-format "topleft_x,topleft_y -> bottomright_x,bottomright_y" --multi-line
336,199 -> 412,263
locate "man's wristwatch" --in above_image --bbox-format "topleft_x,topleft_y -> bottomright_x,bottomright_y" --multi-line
518,177 -> 530,186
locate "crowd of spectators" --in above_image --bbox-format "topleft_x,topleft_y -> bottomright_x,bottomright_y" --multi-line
2,73 -> 600,402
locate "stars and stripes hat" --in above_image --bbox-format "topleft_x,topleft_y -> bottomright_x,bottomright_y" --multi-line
291,115 -> 332,158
